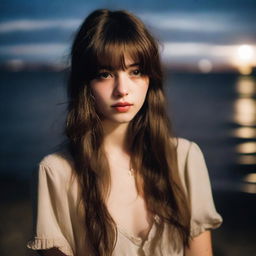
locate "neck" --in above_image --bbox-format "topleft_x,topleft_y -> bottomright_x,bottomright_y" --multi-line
102,120 -> 130,155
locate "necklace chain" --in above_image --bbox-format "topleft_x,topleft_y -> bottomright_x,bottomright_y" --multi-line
106,154 -> 134,176
128,168 -> 134,176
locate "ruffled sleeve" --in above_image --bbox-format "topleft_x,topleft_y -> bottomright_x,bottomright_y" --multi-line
27,157 -> 75,256
184,141 -> 223,237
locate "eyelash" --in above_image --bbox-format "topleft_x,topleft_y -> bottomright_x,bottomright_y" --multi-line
96,69 -> 142,80
130,69 -> 141,76
97,71 -> 113,79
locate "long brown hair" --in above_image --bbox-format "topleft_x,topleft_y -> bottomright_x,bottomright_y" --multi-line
66,9 -> 191,256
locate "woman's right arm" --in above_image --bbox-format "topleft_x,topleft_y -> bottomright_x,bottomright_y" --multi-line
27,157 -> 74,256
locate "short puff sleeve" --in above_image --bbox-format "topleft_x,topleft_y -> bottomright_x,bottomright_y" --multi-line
184,141 -> 223,237
27,158 -> 74,256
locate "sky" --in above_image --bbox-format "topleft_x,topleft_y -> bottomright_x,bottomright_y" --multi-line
0,0 -> 256,71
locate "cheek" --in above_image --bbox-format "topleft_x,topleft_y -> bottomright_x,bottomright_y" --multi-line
137,79 -> 149,102
91,85 -> 110,103
89,83 -> 112,116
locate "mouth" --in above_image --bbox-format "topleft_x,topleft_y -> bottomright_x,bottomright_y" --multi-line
112,102 -> 133,107
111,102 -> 133,112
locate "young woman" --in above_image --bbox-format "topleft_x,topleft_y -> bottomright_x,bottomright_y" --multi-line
27,9 -> 222,256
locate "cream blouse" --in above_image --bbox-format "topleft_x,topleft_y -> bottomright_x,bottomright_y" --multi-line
27,137 -> 222,256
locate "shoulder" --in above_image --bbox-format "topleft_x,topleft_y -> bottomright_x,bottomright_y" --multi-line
173,137 -> 204,161
172,137 -> 207,181
175,137 -> 192,153
39,149 -> 75,183
173,137 -> 192,173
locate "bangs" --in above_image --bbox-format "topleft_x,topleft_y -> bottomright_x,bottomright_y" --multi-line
85,23 -> 155,79
73,10 -> 161,83
94,41 -> 143,71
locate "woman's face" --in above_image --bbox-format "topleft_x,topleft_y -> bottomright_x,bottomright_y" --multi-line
90,56 -> 149,124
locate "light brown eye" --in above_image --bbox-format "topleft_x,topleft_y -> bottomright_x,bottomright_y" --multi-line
131,69 -> 141,76
96,71 -> 113,80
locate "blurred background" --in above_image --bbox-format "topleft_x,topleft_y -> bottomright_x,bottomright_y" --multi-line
0,0 -> 256,255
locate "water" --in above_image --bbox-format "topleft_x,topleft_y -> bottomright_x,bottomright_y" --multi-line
0,70 -> 67,178
166,72 -> 256,192
0,69 -> 255,193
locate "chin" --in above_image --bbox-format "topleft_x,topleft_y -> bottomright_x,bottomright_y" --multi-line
108,114 -> 136,124
112,117 -> 134,124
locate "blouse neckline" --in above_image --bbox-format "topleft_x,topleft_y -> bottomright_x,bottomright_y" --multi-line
116,215 -> 161,246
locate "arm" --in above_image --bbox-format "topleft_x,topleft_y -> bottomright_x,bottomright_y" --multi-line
27,160 -> 74,256
37,248 -> 68,256
185,231 -> 213,256
180,141 -> 222,255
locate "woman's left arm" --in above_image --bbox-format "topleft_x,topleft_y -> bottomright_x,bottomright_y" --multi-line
185,231 -> 213,256
181,141 -> 223,256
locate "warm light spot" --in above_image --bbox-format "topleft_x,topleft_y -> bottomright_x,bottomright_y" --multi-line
235,77 -> 256,96
237,155 -> 256,165
238,66 -> 253,75
5,59 -> 25,71
232,127 -> 256,138
231,44 -> 256,75
238,45 -> 254,61
236,142 -> 256,154
198,59 -> 213,73
244,173 -> 256,183
240,183 -> 256,193
233,98 -> 256,126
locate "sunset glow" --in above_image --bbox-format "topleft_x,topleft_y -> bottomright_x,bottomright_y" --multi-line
232,44 -> 256,75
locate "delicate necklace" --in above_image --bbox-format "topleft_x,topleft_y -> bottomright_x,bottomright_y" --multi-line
128,167 -> 134,176
106,153 -> 134,176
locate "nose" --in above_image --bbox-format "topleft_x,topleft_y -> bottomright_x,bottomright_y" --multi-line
113,72 -> 129,97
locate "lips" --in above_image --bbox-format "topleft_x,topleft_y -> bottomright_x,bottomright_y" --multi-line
111,102 -> 133,112
112,102 -> 132,107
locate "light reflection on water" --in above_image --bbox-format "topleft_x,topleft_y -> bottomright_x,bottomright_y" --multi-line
244,173 -> 256,183
240,183 -> 256,194
237,155 -> 256,165
235,76 -> 256,96
233,75 -> 256,193
236,142 -> 256,154
233,98 -> 256,125
232,127 -> 256,138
